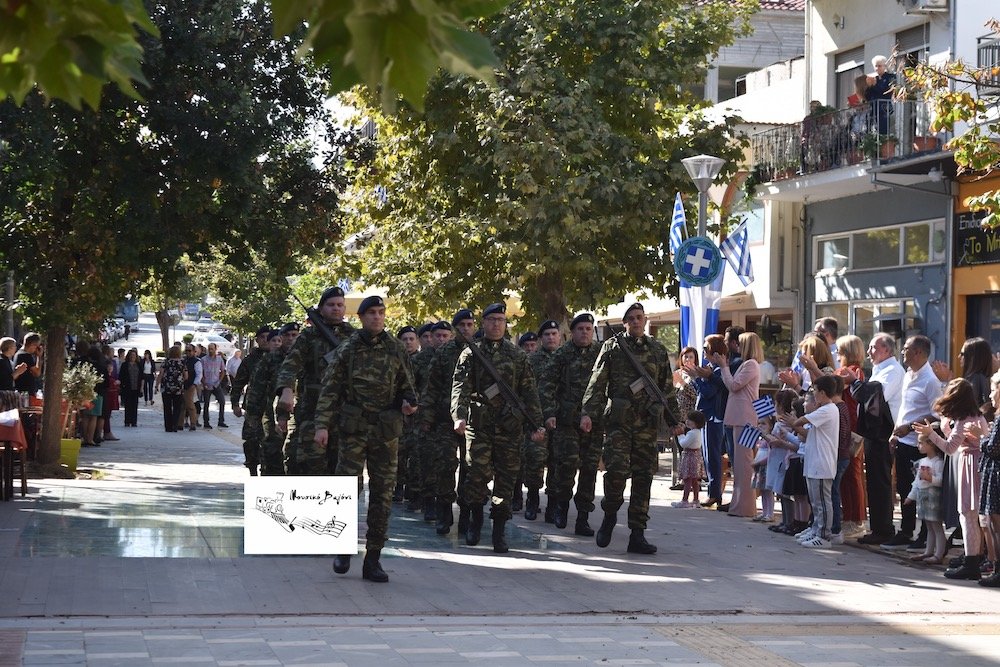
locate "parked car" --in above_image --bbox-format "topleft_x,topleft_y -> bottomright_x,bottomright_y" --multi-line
190,334 -> 236,358
195,317 -> 215,333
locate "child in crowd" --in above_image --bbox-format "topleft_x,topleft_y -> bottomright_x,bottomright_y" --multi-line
752,414 -> 774,522
782,374 -> 841,548
672,411 -> 706,509
764,390 -> 801,533
906,428 -> 946,564
771,394 -> 812,536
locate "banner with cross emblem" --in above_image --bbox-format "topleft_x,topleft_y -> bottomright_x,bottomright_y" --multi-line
673,236 -> 724,287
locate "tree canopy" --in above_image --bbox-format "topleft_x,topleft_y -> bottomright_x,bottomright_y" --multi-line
336,0 -> 756,324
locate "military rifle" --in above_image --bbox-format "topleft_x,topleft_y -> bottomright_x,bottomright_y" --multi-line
613,332 -> 679,426
456,332 -> 541,432
289,292 -> 343,364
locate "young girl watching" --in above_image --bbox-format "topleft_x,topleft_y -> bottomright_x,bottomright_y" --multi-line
905,427 -> 946,564
672,411 -> 706,509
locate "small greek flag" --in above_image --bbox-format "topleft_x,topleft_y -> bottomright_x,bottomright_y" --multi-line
739,425 -> 762,449
669,193 -> 686,258
720,222 -> 754,286
752,395 -> 776,419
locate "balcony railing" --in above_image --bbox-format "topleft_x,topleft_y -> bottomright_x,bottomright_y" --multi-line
977,35 -> 1000,95
750,99 -> 948,184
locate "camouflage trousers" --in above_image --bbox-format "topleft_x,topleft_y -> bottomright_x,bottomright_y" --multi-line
547,425 -> 604,513
285,414 -> 335,475
601,420 -> 659,530
399,425 -> 421,496
521,432 -> 551,491
258,413 -> 286,476
460,422 -> 521,521
423,422 -> 464,502
242,411 -> 264,472
335,423 -> 397,551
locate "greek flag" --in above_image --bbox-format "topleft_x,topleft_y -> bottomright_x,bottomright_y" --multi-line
752,395 -> 776,419
738,425 -> 762,449
669,193 -> 686,257
720,222 -> 754,286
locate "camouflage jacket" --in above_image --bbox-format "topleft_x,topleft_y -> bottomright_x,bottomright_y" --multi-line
314,330 -> 416,431
231,347 -> 264,409
527,347 -> 555,384
581,334 -> 680,427
245,349 -> 286,419
274,321 -> 354,410
538,340 -> 602,427
451,337 -> 543,430
410,346 -> 435,398
418,339 -> 466,429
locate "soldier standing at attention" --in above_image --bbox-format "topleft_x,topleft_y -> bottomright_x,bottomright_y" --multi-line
394,325 -> 421,502
512,331 -> 539,513
245,328 -> 295,475
452,302 -> 545,553
518,332 -> 538,354
525,320 -> 561,522
276,287 -> 354,475
538,313 -> 603,535
581,303 -> 681,554
314,296 -> 417,583
232,325 -> 271,476
419,312 -> 475,534
405,323 -> 438,512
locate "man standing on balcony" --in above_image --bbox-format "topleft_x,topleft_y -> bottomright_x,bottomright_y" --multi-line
868,55 -> 895,136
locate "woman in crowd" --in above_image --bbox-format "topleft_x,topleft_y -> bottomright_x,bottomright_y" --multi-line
707,332 -> 763,518
1,337 -> 28,391
835,335 -> 869,538
685,334 -> 730,509
778,333 -> 835,393
118,349 -> 142,427
970,370 -> 1000,587
100,344 -> 121,441
141,350 -> 157,406
156,346 -> 186,433
81,344 -> 108,448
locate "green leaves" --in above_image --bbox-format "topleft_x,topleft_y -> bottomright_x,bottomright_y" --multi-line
0,0 -> 157,109
272,0 -> 503,111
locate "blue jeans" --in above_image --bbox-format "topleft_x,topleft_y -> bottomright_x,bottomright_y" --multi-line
831,458 -> 850,535
702,420 -> 725,500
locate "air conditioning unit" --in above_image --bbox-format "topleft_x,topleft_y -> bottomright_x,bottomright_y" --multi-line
900,0 -> 948,14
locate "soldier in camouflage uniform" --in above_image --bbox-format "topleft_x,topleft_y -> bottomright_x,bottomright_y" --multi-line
524,320 -> 561,522
245,326 -> 299,475
393,325 -> 421,501
314,296 -> 417,583
419,313 -> 474,534
512,332 -> 538,512
581,303 -> 681,555
231,325 -> 271,476
537,313 -> 603,535
452,302 -> 545,553
404,323 -> 438,512
275,287 -> 354,475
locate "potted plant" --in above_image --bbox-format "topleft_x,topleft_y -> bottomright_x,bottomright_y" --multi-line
859,132 -> 898,161
60,362 -> 100,472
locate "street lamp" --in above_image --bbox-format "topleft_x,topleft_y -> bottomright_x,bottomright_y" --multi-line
681,154 -> 726,237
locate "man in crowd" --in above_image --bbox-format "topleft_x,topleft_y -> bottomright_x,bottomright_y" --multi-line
200,342 -> 228,429
314,296 -> 417,583
13,332 -> 42,393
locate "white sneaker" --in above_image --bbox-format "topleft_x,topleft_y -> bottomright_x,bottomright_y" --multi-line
829,532 -> 844,545
796,529 -> 817,542
670,501 -> 690,508
801,536 -> 831,548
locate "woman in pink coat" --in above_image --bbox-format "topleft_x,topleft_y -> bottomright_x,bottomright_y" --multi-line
708,332 -> 763,518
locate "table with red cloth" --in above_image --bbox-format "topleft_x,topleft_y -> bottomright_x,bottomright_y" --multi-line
0,408 -> 28,500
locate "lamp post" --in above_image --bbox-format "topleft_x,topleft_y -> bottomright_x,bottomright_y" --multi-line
681,154 -> 726,237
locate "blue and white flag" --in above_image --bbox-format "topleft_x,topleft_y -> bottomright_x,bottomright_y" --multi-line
720,222 -> 754,286
669,193 -> 686,258
738,425 -> 762,449
752,395 -> 776,419
680,268 -> 723,352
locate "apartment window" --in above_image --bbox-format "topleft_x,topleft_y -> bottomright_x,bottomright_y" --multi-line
717,66 -> 756,102
814,219 -> 945,273
835,46 -> 865,109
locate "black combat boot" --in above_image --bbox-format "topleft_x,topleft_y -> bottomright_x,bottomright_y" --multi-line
392,481 -> 404,502
492,518 -> 509,553
575,511 -> 594,537
435,499 -> 453,535
466,504 -> 484,546
944,554 -> 981,580
544,501 -> 556,524
512,488 -> 523,512
332,554 -> 352,574
627,528 -> 657,555
595,511 -> 617,548
362,549 -> 389,583
524,489 -> 540,521
553,500 -> 569,529
422,497 -> 437,522
457,500 -> 470,534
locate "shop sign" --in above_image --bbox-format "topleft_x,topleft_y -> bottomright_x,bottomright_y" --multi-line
954,211 -> 1000,266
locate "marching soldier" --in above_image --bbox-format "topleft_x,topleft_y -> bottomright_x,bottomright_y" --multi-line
512,331 -> 539,511
245,326 -> 299,475
275,287 -> 354,475
537,313 -> 602,535
419,313 -> 475,534
452,302 -> 545,553
394,325 -> 421,501
231,325 -> 271,476
404,323 -> 438,512
524,320 -> 561,522
581,303 -> 681,554
314,296 -> 417,583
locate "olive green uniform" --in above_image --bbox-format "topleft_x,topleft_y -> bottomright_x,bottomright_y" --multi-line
403,346 -> 435,499
244,349 -> 288,476
231,346 -> 265,473
523,347 -> 555,495
418,339 -> 468,504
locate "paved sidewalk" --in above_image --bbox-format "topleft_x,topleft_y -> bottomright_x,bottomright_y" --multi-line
0,401 -> 997,666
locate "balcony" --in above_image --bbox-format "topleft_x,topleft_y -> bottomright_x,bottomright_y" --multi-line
977,35 -> 1000,96
749,100 -> 949,185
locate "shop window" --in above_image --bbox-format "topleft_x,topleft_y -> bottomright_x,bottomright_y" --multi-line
814,220 -> 943,274
818,237 -> 849,271
854,229 -> 901,270
903,224 -> 930,264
